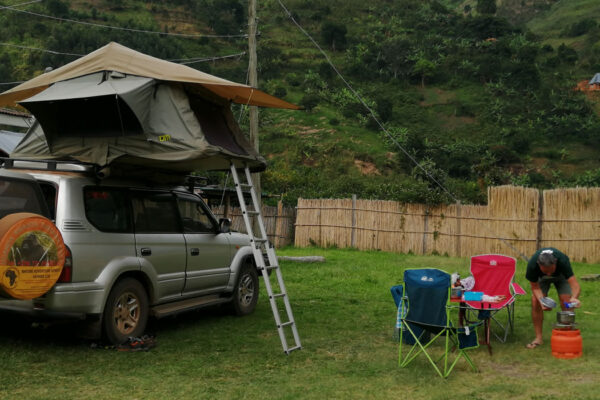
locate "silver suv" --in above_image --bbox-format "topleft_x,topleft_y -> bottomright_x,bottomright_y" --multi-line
0,160 -> 259,344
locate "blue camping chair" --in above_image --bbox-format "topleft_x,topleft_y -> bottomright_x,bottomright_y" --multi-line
392,268 -> 480,378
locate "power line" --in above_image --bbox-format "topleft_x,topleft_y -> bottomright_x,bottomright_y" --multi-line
0,42 -> 246,63
0,2 -> 248,39
276,0 -> 459,204
177,51 -> 246,65
0,48 -> 247,86
0,0 -> 41,9
0,42 -> 83,56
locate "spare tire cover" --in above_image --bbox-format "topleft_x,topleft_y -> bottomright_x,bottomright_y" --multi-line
0,213 -> 66,299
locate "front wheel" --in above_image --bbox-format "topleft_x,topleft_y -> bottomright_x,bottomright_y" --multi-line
102,278 -> 149,345
231,261 -> 259,316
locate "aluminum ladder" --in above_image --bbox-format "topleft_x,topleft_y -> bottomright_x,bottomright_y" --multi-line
230,164 -> 302,354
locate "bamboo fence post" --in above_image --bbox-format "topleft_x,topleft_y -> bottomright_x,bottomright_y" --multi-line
422,207 -> 429,254
318,199 -> 322,246
274,199 -> 283,248
455,201 -> 462,257
351,194 -> 357,248
536,189 -> 544,250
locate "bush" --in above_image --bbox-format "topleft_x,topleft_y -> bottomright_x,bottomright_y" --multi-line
300,94 -> 320,111
273,86 -> 287,98
286,73 -> 302,87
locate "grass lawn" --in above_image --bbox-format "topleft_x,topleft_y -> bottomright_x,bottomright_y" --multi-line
0,248 -> 598,399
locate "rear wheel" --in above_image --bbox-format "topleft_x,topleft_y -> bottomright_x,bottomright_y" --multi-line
231,260 -> 259,316
102,278 -> 148,345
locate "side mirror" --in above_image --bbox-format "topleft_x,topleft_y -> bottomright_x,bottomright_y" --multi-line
219,218 -> 231,233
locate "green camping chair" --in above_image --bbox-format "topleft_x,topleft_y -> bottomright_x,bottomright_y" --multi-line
396,268 -> 480,378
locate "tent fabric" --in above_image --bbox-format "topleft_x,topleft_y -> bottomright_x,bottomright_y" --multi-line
12,72 -> 266,172
0,42 -> 299,110
0,130 -> 25,157
589,73 -> 600,85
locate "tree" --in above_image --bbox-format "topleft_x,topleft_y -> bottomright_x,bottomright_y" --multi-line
476,0 -> 496,15
321,22 -> 347,51
413,58 -> 436,87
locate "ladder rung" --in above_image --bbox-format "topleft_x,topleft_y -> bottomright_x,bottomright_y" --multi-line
254,238 -> 268,243
278,321 -> 294,328
284,346 -> 302,354
238,183 -> 253,189
245,210 -> 260,216
270,293 -> 286,299
259,265 -> 278,271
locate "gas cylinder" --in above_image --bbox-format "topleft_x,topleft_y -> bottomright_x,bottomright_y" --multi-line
551,329 -> 583,359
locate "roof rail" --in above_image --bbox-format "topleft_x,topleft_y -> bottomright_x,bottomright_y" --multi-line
0,157 -> 98,173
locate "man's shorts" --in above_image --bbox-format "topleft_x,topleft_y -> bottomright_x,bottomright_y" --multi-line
538,275 -> 572,296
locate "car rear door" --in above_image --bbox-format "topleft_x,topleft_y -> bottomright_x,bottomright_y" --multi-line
131,190 -> 186,302
175,193 -> 231,295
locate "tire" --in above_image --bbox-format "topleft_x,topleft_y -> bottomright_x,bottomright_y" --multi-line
102,278 -> 149,345
231,260 -> 259,316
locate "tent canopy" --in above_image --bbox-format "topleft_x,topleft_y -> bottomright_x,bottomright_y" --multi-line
0,42 -> 299,110
3,43 -> 299,176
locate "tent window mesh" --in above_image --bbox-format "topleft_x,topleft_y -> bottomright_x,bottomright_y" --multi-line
189,97 -> 247,155
24,96 -> 143,138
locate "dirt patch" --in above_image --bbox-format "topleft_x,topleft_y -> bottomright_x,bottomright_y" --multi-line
354,159 -> 381,175
297,126 -> 323,135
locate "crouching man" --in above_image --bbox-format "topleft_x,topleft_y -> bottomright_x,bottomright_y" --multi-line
525,248 -> 581,349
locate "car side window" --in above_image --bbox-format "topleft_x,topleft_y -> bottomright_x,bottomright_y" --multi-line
84,187 -> 132,232
131,191 -> 181,233
177,197 -> 218,233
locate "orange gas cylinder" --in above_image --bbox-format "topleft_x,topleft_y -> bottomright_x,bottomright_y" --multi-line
551,329 -> 582,359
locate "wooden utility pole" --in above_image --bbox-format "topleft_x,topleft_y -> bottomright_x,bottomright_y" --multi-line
248,0 -> 261,224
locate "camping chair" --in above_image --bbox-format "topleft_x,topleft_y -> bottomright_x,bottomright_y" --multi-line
394,268 -> 480,378
463,255 -> 526,349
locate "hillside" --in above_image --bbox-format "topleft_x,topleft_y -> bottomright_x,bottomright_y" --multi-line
1,0 -> 600,206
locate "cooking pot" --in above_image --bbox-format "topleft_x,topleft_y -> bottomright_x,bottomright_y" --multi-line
451,287 -> 463,298
557,311 -> 576,325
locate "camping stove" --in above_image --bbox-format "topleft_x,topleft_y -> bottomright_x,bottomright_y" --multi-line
554,311 -> 577,330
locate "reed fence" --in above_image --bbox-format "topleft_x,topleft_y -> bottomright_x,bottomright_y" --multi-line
212,201 -> 296,248
294,186 -> 600,263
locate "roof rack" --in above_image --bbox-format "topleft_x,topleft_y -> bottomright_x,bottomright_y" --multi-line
0,157 -> 98,174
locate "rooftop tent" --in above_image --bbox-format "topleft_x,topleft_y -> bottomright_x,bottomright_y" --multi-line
589,73 -> 600,85
0,42 -> 299,174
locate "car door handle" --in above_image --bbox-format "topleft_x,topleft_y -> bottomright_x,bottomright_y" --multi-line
190,248 -> 200,256
140,248 -> 152,256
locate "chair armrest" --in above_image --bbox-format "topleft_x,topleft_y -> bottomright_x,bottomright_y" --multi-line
511,282 -> 526,296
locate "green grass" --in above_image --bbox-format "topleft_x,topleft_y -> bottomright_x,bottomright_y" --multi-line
0,248 -> 599,399
527,0 -> 600,38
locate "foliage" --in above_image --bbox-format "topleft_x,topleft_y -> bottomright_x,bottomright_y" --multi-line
320,21 -> 347,51
476,0 -> 497,15
1,0 -> 600,206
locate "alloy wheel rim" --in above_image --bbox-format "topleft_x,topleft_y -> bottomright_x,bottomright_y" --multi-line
113,291 -> 140,334
238,274 -> 255,306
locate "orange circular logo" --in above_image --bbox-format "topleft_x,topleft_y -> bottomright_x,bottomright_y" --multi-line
0,213 -> 66,299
